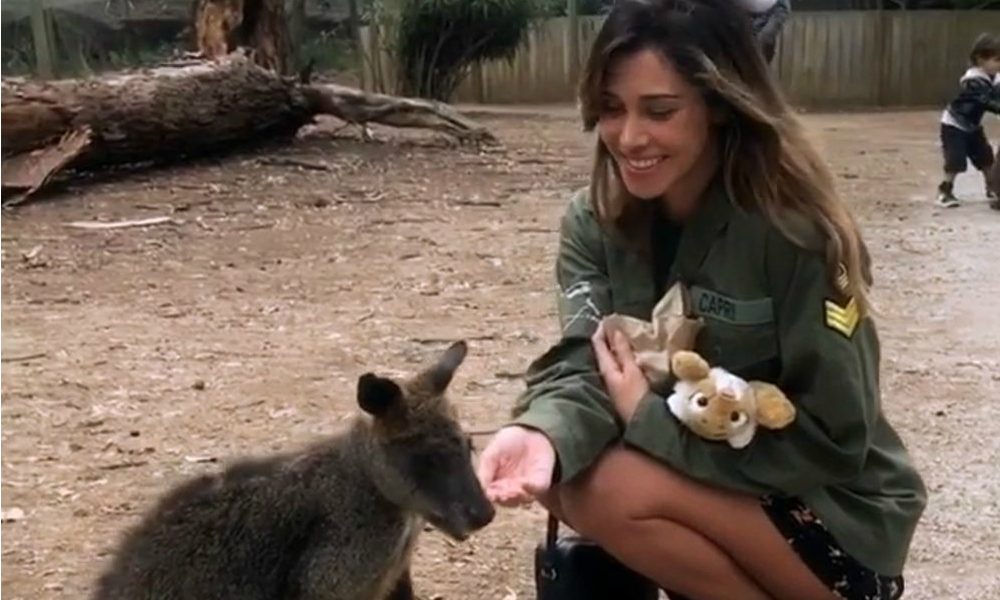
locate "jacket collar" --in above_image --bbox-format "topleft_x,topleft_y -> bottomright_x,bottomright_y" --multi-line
669,174 -> 734,281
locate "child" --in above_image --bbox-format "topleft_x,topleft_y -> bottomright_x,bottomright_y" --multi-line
991,72 -> 1000,210
735,0 -> 791,64
936,33 -> 1000,209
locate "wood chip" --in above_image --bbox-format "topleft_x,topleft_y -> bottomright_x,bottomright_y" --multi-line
257,156 -> 333,171
1,352 -> 48,363
1,507 -> 26,523
184,455 -> 218,464
98,460 -> 149,471
64,216 -> 175,230
493,371 -> 524,380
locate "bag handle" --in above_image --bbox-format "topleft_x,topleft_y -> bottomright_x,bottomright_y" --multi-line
546,511 -> 559,548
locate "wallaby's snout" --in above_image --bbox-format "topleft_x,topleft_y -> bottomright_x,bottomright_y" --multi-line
464,488 -> 496,530
436,496 -> 495,541
428,459 -> 495,541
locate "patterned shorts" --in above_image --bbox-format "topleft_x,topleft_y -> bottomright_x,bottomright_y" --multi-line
761,495 -> 904,600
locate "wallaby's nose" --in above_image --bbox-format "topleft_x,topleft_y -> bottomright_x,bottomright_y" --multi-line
468,500 -> 496,530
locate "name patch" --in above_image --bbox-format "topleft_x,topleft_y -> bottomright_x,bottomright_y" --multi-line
690,286 -> 774,326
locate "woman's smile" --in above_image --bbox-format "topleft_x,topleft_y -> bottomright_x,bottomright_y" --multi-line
619,154 -> 667,174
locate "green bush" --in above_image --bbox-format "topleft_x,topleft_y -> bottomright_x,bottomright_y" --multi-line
393,0 -> 536,101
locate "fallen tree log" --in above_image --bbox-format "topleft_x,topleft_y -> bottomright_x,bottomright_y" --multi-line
1,51 -> 497,204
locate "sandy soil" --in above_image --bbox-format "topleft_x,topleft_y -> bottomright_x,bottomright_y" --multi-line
2,107 -> 998,600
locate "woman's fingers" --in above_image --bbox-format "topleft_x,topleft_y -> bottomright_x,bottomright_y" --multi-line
610,329 -> 639,372
591,323 -> 622,377
487,479 -> 534,506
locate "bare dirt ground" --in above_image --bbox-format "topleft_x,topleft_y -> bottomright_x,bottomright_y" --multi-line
2,107 -> 998,600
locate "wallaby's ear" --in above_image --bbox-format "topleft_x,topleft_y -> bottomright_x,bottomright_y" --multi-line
357,373 -> 404,417
426,340 -> 468,394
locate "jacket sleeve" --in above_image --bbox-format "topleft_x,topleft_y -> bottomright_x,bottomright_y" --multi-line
508,192 -> 622,483
622,235 -> 880,497
968,77 -> 1000,114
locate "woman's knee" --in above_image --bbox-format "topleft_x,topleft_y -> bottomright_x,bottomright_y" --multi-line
557,448 -> 670,539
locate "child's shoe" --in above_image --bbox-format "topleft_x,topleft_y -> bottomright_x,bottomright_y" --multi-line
937,181 -> 960,208
936,191 -> 960,208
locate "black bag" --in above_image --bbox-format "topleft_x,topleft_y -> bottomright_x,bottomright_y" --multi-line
534,513 -> 661,600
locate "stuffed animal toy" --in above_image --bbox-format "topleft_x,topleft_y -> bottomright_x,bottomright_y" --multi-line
666,350 -> 796,448
601,283 -> 704,387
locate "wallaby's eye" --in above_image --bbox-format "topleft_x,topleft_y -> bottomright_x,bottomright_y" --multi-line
694,394 -> 708,408
730,411 -> 741,422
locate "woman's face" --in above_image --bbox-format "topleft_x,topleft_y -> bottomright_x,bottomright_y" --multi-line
597,48 -> 718,218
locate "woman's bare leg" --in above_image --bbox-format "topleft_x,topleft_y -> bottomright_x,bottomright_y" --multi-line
556,446 -> 838,600
540,485 -> 771,599
539,488 -> 767,600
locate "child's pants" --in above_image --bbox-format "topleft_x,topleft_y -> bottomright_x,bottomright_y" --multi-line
989,146 -> 1000,196
941,123 -> 994,174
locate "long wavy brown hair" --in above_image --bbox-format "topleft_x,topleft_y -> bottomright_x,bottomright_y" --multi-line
579,0 -> 873,314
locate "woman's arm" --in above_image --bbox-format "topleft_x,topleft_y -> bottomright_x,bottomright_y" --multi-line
508,191 -> 622,483
621,237 -> 881,497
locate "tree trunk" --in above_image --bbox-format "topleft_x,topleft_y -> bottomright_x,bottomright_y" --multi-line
30,1 -> 55,79
346,0 -> 363,88
287,0 -> 308,73
194,0 -> 290,74
1,51 -> 496,203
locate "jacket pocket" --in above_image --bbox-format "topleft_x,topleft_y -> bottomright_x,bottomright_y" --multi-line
695,319 -> 781,383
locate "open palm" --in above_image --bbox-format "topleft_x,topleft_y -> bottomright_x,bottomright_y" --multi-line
476,426 -> 557,507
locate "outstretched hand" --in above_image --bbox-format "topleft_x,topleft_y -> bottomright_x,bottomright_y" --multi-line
476,426 -> 557,507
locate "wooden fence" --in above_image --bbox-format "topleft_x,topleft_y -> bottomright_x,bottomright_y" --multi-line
359,10 -> 1000,109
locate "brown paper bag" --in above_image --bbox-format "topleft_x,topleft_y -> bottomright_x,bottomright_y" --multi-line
601,283 -> 704,385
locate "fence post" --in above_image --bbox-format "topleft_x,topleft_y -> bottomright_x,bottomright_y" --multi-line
471,63 -> 485,103
30,0 -> 55,79
876,4 -> 891,107
566,0 -> 580,93
348,0 -> 365,90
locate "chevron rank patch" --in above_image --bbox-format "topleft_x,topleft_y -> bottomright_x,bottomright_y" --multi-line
824,296 -> 859,338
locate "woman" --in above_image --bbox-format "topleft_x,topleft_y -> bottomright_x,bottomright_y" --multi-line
476,1 -> 926,599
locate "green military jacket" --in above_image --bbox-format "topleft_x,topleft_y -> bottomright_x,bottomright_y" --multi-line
510,182 -> 927,578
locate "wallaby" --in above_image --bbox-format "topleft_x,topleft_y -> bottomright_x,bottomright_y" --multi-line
91,340 -> 495,600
